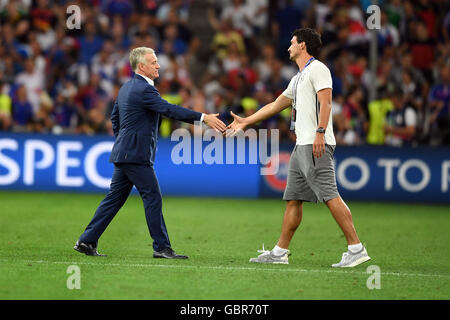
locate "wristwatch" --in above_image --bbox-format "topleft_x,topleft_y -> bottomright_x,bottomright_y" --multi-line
316,127 -> 326,134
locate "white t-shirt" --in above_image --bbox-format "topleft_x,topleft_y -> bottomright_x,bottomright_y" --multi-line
282,59 -> 336,146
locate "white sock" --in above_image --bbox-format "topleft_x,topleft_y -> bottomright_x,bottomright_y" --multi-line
348,243 -> 363,253
272,245 -> 288,255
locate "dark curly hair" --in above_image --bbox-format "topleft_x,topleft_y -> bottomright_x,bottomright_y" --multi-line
291,28 -> 322,58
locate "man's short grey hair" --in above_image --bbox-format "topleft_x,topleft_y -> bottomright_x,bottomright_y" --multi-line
129,47 -> 155,72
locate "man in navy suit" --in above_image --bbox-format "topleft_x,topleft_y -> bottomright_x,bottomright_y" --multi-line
74,47 -> 226,259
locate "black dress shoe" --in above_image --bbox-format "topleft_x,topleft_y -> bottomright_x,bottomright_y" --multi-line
153,248 -> 188,259
74,240 -> 107,256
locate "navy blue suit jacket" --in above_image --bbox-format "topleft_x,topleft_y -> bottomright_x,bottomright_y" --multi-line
109,74 -> 202,165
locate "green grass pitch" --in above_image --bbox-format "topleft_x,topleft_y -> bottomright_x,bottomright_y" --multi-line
0,191 -> 449,299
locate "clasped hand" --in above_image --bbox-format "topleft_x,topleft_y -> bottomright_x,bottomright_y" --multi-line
203,113 -> 227,133
203,112 -> 247,137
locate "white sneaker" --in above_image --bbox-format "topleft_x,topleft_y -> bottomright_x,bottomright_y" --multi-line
249,244 -> 290,264
332,247 -> 371,268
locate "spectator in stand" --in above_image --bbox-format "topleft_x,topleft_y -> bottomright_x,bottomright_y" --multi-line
220,0 -> 253,40
255,43 -> 278,83
15,57 -> 44,113
0,53 -> 16,85
314,0 -> 337,30
222,40 -> 242,73
30,0 -> 55,33
320,8 -> 352,63
0,79 -> 12,130
75,73 -> 107,123
345,0 -> 369,54
400,69 -> 422,106
0,23 -> 21,61
272,0 -> 303,60
12,84 -> 33,130
377,10 -> 400,49
385,0 -> 405,33
366,89 -> 394,145
159,23 -> 188,55
428,65 -> 450,145
347,55 -> 369,86
376,59 -> 395,95
416,0 -> 438,39
408,20 -> 436,83
33,91 -> 54,133
275,114 -> 296,144
443,10 -> 450,42
384,89 -> 418,147
246,0 -> 268,35
105,0 -> 133,20
77,20 -> 104,66
263,59 -> 289,97
334,112 -> 358,146
91,40 -> 117,98
0,0 -> 448,149
391,52 -> 426,93
128,13 -> 160,46
86,99 -> 110,134
160,47 -> 191,87
164,6 -> 196,49
342,84 -> 368,144
228,54 -> 257,91
110,17 -> 131,53
211,18 -> 246,61
51,92 -> 77,133
0,0 -> 30,27
157,0 -> 190,24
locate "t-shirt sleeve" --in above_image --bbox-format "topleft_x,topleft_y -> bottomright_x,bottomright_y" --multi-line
282,76 -> 295,100
310,63 -> 333,93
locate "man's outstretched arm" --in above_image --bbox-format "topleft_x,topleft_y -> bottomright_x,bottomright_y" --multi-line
143,86 -> 226,132
226,94 -> 292,136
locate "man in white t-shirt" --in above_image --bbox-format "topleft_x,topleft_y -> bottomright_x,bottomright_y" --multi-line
227,28 -> 370,267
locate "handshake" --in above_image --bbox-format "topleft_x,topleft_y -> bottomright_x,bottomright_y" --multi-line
203,111 -> 247,137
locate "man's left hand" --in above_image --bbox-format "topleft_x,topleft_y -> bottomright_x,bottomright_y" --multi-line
313,132 -> 325,158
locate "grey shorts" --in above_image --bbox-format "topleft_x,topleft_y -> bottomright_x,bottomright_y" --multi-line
283,144 -> 340,203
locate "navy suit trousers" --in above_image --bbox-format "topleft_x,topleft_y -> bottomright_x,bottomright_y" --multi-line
78,163 -> 171,251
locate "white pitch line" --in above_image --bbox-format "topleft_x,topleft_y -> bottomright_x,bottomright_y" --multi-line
2,259 -> 449,279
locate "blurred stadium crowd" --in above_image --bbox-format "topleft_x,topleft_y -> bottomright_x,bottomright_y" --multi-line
0,0 -> 449,146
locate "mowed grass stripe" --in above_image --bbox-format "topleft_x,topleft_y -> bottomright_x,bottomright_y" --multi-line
1,192 -> 449,299
3,259 -> 449,279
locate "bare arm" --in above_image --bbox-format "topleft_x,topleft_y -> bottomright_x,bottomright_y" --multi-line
313,88 -> 332,158
385,125 -> 416,138
226,94 -> 292,135
317,88 -> 332,130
